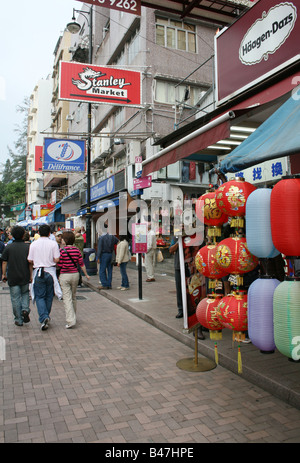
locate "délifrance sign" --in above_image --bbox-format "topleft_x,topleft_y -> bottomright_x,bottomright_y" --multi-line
59,61 -> 142,107
43,138 -> 86,172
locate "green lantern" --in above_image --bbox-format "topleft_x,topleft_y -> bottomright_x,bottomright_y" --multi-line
273,280 -> 300,360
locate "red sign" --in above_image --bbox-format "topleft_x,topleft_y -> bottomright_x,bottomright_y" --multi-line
132,223 -> 147,253
75,0 -> 141,16
215,0 -> 299,105
35,146 -> 43,172
59,61 -> 142,106
133,175 -> 152,190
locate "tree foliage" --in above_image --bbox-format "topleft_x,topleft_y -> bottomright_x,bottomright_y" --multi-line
1,97 -> 28,208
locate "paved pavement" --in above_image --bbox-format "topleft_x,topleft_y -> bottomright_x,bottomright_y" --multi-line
1,265 -> 300,444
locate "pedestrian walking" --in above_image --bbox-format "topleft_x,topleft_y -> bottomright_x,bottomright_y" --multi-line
57,231 -> 90,329
55,230 -> 63,248
169,237 -> 183,318
96,229 -> 119,289
0,238 -> 5,280
144,222 -> 157,282
27,224 -> 61,331
1,225 -> 31,326
74,227 -> 85,256
116,236 -> 130,291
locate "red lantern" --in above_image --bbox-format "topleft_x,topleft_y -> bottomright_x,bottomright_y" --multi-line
270,177 -> 300,256
196,192 -> 228,236
217,292 -> 248,341
215,178 -> 256,226
196,295 -> 223,339
215,237 -> 258,283
195,245 -> 227,280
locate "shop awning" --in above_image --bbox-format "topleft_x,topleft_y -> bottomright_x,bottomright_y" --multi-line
142,109 -> 259,176
61,191 -> 81,215
142,111 -> 233,176
216,95 -> 300,174
47,208 -> 65,224
96,197 -> 119,212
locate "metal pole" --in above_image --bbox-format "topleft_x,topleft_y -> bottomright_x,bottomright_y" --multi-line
137,193 -> 142,300
86,5 -> 93,249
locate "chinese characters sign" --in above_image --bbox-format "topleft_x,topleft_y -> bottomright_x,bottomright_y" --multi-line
235,157 -> 287,184
75,0 -> 141,16
59,62 -> 142,106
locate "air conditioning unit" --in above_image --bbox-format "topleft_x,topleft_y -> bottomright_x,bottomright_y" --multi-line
104,167 -> 114,178
100,136 -> 111,155
127,141 -> 141,164
66,114 -> 74,121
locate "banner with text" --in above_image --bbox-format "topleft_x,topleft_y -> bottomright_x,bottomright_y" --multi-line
59,61 -> 142,106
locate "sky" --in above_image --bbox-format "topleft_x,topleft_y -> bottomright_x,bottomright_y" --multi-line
0,0 -> 80,167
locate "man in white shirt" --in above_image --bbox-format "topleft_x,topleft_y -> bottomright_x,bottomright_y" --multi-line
144,222 -> 157,282
28,224 -> 61,331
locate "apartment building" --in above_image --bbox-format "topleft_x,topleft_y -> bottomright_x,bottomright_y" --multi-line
26,77 -> 52,206
63,4 -> 218,243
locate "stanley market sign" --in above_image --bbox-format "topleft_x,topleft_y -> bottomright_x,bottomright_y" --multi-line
59,61 -> 142,107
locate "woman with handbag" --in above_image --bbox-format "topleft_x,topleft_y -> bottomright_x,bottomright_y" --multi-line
57,231 -> 90,329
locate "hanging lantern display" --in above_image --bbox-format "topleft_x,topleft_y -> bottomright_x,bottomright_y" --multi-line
216,291 -> 248,341
270,177 -> 300,257
196,191 -> 228,237
215,237 -> 259,285
273,280 -> 300,360
196,295 -> 223,340
215,178 -> 256,227
246,188 -> 280,259
195,245 -> 227,288
248,277 -> 280,353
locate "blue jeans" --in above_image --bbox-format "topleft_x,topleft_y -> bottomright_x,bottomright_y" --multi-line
120,262 -> 129,288
34,272 -> 54,323
99,252 -> 113,288
9,284 -> 30,325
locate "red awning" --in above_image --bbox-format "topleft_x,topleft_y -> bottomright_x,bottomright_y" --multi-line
143,111 -> 235,176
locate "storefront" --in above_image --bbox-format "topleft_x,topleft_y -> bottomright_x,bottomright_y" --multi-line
143,0 -> 300,181
140,0 -> 300,348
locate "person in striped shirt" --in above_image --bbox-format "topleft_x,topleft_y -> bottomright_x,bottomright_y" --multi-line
57,231 -> 90,329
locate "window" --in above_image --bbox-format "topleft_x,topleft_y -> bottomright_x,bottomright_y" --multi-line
155,81 -> 205,106
114,107 -> 125,130
112,27 -> 140,66
156,17 -> 196,53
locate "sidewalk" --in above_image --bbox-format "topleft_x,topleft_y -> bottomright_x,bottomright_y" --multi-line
1,273 -> 300,443
87,263 -> 300,410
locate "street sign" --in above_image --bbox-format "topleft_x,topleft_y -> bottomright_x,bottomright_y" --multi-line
133,175 -> 152,190
132,223 -> 147,253
135,155 -> 142,178
59,62 -> 142,107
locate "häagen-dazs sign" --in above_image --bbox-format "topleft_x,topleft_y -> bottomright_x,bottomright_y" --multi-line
239,2 -> 297,65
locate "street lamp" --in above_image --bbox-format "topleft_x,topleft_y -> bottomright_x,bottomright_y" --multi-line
67,6 -> 93,249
